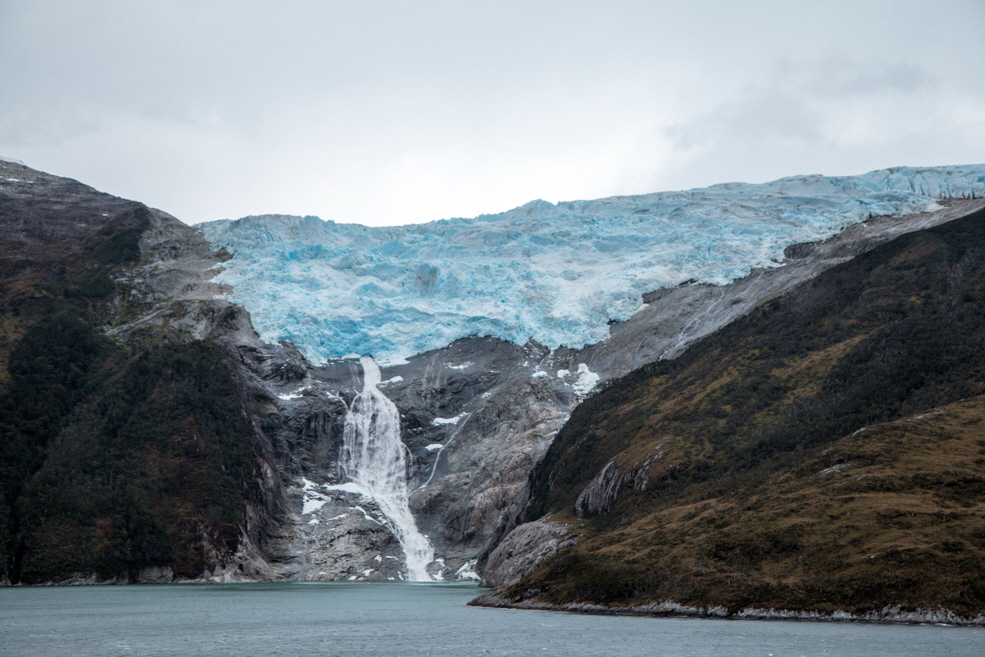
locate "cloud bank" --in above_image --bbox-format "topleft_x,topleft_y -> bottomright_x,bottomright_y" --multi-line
1,1 -> 983,226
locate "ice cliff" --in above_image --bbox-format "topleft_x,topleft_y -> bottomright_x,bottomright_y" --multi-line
201,165 -> 985,364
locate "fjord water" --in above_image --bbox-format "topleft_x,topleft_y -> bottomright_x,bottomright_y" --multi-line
2,583 -> 982,657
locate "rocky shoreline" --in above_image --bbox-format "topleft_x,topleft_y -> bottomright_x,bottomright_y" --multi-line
468,590 -> 985,627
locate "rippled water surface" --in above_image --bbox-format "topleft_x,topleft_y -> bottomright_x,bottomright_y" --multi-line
2,582 -> 983,656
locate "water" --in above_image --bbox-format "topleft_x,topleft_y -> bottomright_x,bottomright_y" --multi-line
1,582 -> 982,657
341,356 -> 435,580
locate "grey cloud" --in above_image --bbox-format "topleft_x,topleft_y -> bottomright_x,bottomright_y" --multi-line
793,57 -> 940,98
0,111 -> 103,149
667,54 -> 942,153
667,90 -> 825,150
2,1 -> 983,226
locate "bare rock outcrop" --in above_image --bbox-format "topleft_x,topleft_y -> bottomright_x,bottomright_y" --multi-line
479,519 -> 577,588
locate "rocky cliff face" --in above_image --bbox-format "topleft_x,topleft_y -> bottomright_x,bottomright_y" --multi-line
3,160 -> 984,586
0,160 -> 277,583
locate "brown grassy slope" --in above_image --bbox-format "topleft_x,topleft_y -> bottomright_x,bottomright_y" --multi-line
513,208 -> 985,617
511,396 -> 985,617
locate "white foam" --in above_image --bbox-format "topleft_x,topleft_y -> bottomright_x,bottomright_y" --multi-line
341,358 -> 436,580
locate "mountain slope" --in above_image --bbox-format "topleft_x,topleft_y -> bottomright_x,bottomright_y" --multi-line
3,160 -> 985,589
0,160 -> 272,584
478,207 -> 985,619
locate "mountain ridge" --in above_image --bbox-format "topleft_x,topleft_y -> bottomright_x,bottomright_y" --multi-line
2,159 -> 983,613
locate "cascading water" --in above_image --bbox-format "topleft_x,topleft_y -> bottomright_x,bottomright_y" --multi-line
341,356 -> 435,581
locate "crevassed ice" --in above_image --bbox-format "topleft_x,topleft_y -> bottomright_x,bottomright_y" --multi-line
201,165 -> 985,364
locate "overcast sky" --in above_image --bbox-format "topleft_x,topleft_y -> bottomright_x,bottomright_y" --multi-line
1,1 -> 983,226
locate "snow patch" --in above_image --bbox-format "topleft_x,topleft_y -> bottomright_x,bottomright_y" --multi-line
277,385 -> 311,401
352,506 -> 383,525
301,477 -> 372,515
431,413 -> 466,426
455,559 -> 480,581
309,512 -> 350,525
320,482 -> 369,496
556,364 -> 599,394
302,498 -> 327,515
572,364 -> 600,395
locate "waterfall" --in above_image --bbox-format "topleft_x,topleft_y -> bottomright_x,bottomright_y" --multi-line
342,356 -> 435,581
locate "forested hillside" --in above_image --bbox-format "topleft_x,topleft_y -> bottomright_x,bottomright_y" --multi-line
0,165 -> 256,584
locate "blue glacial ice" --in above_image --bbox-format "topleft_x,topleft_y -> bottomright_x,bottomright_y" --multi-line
200,165 -> 985,364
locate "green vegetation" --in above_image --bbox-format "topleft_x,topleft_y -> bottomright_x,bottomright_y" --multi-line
0,205 -> 255,583
0,208 -> 147,384
514,208 -> 985,617
0,315 -> 118,579
15,341 -> 254,582
1,324 -> 254,583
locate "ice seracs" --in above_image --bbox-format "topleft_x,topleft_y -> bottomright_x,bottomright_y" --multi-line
201,165 -> 985,365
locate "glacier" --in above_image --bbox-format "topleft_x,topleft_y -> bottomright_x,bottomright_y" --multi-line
200,165 -> 985,364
